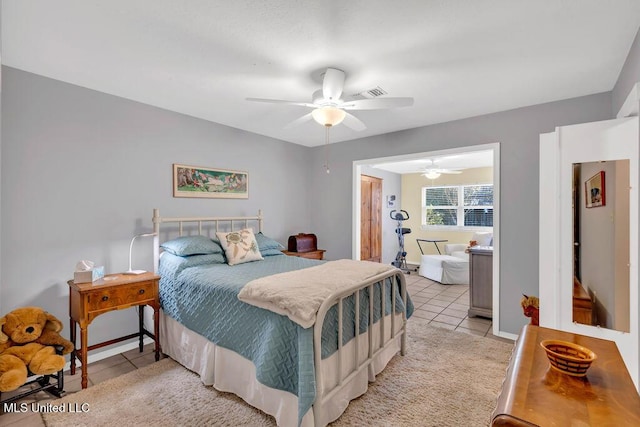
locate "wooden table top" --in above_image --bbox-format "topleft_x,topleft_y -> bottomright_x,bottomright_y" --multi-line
492,324 -> 640,427
68,272 -> 159,291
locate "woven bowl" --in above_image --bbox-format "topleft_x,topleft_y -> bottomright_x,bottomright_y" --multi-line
540,340 -> 597,377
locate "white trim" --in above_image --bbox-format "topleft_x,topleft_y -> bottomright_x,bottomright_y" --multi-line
352,165 -> 362,260
617,82 -> 639,119
491,144 -> 502,338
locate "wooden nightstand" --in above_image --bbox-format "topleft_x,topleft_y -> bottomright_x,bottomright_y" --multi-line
68,272 -> 161,389
281,249 -> 326,260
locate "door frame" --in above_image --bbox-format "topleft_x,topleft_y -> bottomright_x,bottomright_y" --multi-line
539,116 -> 639,389
352,142 -> 503,337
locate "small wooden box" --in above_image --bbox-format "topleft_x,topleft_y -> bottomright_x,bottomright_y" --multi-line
287,233 -> 317,253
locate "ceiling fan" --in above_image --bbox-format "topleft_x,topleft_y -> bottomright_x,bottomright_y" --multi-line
246,67 -> 414,131
421,160 -> 463,179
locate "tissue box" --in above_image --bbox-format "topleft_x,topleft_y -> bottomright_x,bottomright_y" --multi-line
74,266 -> 105,284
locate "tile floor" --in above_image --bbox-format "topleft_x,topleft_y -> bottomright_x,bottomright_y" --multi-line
0,344 -> 162,427
403,271 -> 504,339
0,272 -> 509,426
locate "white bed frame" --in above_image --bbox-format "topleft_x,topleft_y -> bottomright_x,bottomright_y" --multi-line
151,208 -> 409,426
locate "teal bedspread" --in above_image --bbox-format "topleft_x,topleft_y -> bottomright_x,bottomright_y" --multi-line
159,253 -> 413,423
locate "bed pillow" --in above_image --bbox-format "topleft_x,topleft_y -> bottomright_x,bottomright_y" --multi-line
160,235 -> 223,256
216,228 -> 264,266
255,232 -> 285,254
260,248 -> 286,257
161,252 -> 226,269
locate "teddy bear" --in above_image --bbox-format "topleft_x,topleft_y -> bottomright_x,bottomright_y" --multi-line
0,306 -> 74,392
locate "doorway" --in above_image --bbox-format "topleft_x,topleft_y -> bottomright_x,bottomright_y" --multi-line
352,143 -> 502,337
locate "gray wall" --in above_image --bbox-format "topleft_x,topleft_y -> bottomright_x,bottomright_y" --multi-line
0,67 -> 312,346
2,25 -> 639,345
308,93 -> 613,335
613,27 -> 640,116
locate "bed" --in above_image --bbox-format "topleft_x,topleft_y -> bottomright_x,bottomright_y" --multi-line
151,209 -> 413,426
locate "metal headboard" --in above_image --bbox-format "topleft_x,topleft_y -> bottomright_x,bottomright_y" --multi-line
151,208 -> 263,273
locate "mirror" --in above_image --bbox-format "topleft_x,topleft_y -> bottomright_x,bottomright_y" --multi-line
572,160 -> 630,332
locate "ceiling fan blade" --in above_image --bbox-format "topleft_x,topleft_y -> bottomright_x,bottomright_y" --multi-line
246,98 -> 315,108
440,170 -> 462,174
342,112 -> 366,131
322,68 -> 345,101
284,113 -> 313,129
342,97 -> 414,110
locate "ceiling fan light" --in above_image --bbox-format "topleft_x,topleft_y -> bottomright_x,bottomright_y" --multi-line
423,170 -> 441,180
312,106 -> 346,127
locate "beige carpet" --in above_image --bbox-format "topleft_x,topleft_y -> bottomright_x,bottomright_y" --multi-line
43,318 -> 513,427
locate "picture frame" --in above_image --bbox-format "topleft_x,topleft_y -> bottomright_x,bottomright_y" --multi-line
585,171 -> 605,208
386,195 -> 396,208
173,164 -> 248,199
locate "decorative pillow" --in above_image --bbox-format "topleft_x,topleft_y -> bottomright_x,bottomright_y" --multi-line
160,235 -> 223,256
255,232 -> 285,253
216,228 -> 264,266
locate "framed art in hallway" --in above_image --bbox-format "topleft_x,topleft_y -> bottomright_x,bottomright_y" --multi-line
585,171 -> 605,208
173,164 -> 249,199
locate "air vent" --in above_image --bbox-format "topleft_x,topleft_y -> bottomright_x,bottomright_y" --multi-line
349,86 -> 388,100
366,86 -> 387,97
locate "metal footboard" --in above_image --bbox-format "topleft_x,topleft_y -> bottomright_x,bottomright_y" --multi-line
312,270 -> 408,408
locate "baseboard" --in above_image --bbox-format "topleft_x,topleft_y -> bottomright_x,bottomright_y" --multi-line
63,337 -> 155,371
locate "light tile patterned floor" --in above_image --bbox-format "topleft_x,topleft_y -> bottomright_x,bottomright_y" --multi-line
0,345 -> 162,427
403,271 -> 504,339
0,272 -> 507,426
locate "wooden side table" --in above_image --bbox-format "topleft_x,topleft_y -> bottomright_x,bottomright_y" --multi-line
68,272 -> 161,389
281,249 -> 326,260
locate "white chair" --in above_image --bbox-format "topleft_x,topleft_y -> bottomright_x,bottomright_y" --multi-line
418,232 -> 492,285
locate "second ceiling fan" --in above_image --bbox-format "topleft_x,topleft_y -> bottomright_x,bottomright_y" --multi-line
246,67 -> 414,131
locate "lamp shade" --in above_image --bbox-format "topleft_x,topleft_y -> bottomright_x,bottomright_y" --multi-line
423,171 -> 441,180
311,106 -> 346,127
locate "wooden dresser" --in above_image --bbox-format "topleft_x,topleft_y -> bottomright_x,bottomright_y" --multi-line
492,324 -> 640,426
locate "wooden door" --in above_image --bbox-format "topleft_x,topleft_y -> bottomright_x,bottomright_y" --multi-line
361,175 -> 382,262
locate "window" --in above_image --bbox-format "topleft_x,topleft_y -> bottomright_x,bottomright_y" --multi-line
422,184 -> 493,229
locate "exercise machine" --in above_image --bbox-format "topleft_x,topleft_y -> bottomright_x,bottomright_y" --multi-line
390,210 -> 412,273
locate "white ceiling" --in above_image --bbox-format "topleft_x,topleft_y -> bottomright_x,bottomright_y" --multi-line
372,150 -> 494,174
2,1 -> 640,147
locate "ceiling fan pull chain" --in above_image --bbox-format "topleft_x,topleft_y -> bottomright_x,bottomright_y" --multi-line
324,125 -> 331,174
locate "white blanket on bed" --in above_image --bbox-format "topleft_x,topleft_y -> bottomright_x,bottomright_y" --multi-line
237,259 -> 397,328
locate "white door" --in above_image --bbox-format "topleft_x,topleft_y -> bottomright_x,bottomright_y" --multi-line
539,116 -> 639,389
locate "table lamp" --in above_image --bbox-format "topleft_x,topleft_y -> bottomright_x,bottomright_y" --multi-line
124,232 -> 157,275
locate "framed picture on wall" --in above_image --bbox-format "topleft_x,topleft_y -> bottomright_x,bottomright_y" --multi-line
585,171 -> 605,208
173,164 -> 249,199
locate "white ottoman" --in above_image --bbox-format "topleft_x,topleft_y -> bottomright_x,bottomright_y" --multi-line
418,254 -> 469,285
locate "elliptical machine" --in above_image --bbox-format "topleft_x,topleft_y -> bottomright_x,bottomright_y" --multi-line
390,210 -> 412,273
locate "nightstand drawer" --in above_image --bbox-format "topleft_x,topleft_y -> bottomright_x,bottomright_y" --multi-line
87,281 -> 156,312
